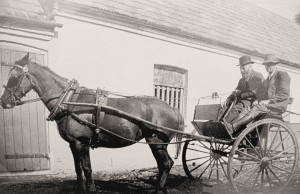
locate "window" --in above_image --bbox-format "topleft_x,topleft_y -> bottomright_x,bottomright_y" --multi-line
153,64 -> 188,116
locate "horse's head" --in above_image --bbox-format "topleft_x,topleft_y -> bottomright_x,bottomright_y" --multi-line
0,53 -> 36,109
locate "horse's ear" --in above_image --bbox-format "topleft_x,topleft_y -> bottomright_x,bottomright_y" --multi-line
18,52 -> 30,66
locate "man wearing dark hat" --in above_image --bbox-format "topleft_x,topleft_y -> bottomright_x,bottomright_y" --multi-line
224,55 -> 264,132
227,54 -> 290,134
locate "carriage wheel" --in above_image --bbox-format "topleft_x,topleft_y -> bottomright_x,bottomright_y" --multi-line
227,119 -> 299,193
182,139 -> 231,183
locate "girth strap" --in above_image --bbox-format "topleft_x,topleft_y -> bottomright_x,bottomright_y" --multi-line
93,88 -> 108,130
92,88 -> 108,148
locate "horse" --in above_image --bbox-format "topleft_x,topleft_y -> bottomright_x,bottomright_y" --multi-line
0,53 -> 185,192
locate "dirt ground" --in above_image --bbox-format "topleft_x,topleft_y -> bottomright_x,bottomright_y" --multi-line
0,165 -> 300,194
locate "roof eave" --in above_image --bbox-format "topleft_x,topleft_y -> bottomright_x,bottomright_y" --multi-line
0,15 -> 62,32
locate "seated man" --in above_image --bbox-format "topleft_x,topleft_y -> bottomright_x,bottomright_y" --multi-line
224,55 -> 265,134
228,54 -> 291,134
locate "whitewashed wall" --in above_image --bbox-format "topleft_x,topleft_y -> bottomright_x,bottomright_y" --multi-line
47,16 -> 300,173
46,16 -> 240,172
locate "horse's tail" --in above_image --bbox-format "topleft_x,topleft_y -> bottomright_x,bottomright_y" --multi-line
174,112 -> 185,159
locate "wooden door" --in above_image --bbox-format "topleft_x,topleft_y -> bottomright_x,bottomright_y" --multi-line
0,48 -> 50,172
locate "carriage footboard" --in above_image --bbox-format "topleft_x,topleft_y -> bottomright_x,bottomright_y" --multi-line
192,121 -> 232,140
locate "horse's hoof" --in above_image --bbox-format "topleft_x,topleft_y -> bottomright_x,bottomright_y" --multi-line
153,187 -> 168,194
78,182 -> 86,192
87,184 -> 97,193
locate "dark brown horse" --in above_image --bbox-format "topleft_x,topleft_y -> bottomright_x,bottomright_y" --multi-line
0,53 -> 185,192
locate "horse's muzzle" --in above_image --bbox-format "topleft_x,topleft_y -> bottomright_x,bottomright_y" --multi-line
0,99 -> 14,109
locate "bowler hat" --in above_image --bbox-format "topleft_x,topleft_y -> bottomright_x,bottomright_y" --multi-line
237,55 -> 254,66
263,54 -> 279,64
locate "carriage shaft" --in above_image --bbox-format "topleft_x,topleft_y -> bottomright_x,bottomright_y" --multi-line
62,101 -> 232,144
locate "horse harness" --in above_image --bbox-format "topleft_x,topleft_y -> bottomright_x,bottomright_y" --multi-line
3,65 -> 186,147
47,79 -> 108,148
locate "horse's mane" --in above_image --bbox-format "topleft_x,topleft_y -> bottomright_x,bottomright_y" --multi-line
26,60 -> 69,85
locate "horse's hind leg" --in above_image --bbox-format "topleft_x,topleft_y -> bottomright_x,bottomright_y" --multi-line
70,140 -> 96,192
146,135 -> 174,191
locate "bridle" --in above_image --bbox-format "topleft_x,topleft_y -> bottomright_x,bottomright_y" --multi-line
0,63 -> 37,106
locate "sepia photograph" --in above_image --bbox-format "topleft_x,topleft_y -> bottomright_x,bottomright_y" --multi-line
1,0 -> 300,193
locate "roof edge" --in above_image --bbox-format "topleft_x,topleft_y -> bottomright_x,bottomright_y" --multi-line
0,15 -> 62,32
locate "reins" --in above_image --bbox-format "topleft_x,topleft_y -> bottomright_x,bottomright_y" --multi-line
15,94 -> 61,106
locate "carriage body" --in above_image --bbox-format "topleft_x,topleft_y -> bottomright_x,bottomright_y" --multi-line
182,98 -> 299,193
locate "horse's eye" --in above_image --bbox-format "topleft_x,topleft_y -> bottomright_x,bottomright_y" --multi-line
6,76 -> 19,87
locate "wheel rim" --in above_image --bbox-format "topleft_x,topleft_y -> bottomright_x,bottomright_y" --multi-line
228,119 -> 299,193
182,140 -> 231,183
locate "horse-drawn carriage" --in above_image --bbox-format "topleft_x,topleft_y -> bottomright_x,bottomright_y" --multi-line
182,97 -> 299,193
0,53 -> 299,193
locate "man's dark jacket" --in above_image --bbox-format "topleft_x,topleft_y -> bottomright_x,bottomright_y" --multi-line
225,70 -> 264,122
236,70 -> 265,97
257,70 -> 290,114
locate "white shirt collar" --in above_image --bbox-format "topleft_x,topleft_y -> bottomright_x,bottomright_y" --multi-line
268,68 -> 277,79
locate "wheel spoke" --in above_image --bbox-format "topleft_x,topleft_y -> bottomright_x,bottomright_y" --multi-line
244,136 -> 262,158
197,158 -> 213,180
190,158 -> 210,173
240,165 -> 260,192
270,164 -> 293,174
186,155 -> 210,162
269,145 -> 296,160
265,167 -> 273,189
208,160 -> 216,179
255,126 -> 264,155
279,131 -> 285,153
251,168 -> 262,189
266,125 -> 281,156
272,158 -> 296,163
263,123 -> 270,156
220,158 -> 228,179
197,141 -> 211,150
266,165 -> 284,186
271,133 -> 290,153
187,147 -> 210,154
236,149 -> 260,161
261,168 -> 265,189
216,160 -> 220,180
233,163 -> 260,180
231,161 -> 259,167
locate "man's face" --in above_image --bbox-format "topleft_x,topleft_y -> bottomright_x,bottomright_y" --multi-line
264,63 -> 276,74
239,64 -> 252,78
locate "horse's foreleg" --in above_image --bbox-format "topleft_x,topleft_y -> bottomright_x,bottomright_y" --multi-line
79,142 -> 96,192
70,140 -> 96,192
146,136 -> 173,191
70,142 -> 86,191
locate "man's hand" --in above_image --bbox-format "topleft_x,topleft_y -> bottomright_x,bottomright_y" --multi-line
225,90 -> 241,106
225,95 -> 234,107
259,100 -> 270,105
252,100 -> 258,106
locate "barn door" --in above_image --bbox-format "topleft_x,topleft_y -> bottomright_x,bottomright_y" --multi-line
0,48 -> 50,172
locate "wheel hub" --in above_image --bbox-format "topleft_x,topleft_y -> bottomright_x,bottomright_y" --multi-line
212,149 -> 227,160
260,157 -> 269,168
